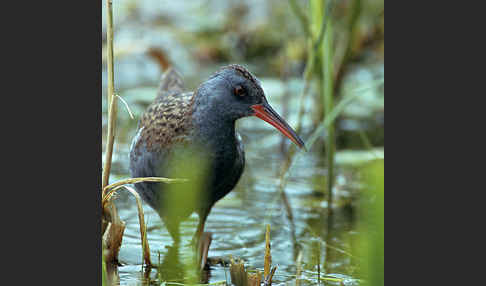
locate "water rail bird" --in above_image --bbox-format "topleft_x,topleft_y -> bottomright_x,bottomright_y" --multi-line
129,64 -> 305,264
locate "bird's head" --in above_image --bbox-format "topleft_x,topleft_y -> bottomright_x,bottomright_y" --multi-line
195,64 -> 305,149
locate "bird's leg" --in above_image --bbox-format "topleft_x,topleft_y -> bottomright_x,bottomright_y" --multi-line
198,232 -> 212,270
192,210 -> 209,246
192,210 -> 212,269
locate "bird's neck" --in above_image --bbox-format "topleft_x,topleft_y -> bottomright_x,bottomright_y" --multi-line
192,104 -> 237,149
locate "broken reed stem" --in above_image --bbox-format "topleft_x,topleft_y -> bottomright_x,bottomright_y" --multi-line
264,266 -> 277,286
264,225 -> 272,279
263,225 -> 277,286
123,185 -> 152,266
229,258 -> 248,286
228,225 -> 276,286
116,94 -> 135,119
102,0 -> 117,193
229,259 -> 265,286
102,177 -> 190,267
103,218 -> 125,264
248,271 -> 262,286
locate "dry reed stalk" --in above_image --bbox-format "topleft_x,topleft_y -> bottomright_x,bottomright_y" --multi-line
247,270 -> 262,286
102,176 -> 188,207
263,225 -> 277,286
264,225 -> 272,279
102,184 -> 156,267
229,258 -> 248,286
122,185 -> 152,266
229,259 -> 263,286
228,225 -> 277,286
103,214 -> 125,264
263,266 -> 277,286
102,0 -> 125,265
102,0 -> 117,193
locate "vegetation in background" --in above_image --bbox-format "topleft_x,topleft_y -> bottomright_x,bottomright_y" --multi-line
102,0 -> 384,285
358,159 -> 384,286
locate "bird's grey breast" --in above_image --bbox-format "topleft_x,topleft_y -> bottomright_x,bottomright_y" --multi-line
207,131 -> 245,203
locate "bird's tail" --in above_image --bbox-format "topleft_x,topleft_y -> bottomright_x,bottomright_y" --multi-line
155,67 -> 185,101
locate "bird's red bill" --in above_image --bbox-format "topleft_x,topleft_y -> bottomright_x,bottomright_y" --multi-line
251,103 -> 306,150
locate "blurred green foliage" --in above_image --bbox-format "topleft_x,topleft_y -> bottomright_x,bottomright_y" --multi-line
158,146 -> 210,284
358,159 -> 384,286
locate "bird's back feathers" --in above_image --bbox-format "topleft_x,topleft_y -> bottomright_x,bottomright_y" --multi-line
134,68 -> 194,152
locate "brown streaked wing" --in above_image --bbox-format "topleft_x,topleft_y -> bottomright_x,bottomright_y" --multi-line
138,91 -> 194,151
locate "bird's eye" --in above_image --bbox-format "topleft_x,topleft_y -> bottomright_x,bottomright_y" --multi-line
234,85 -> 245,97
